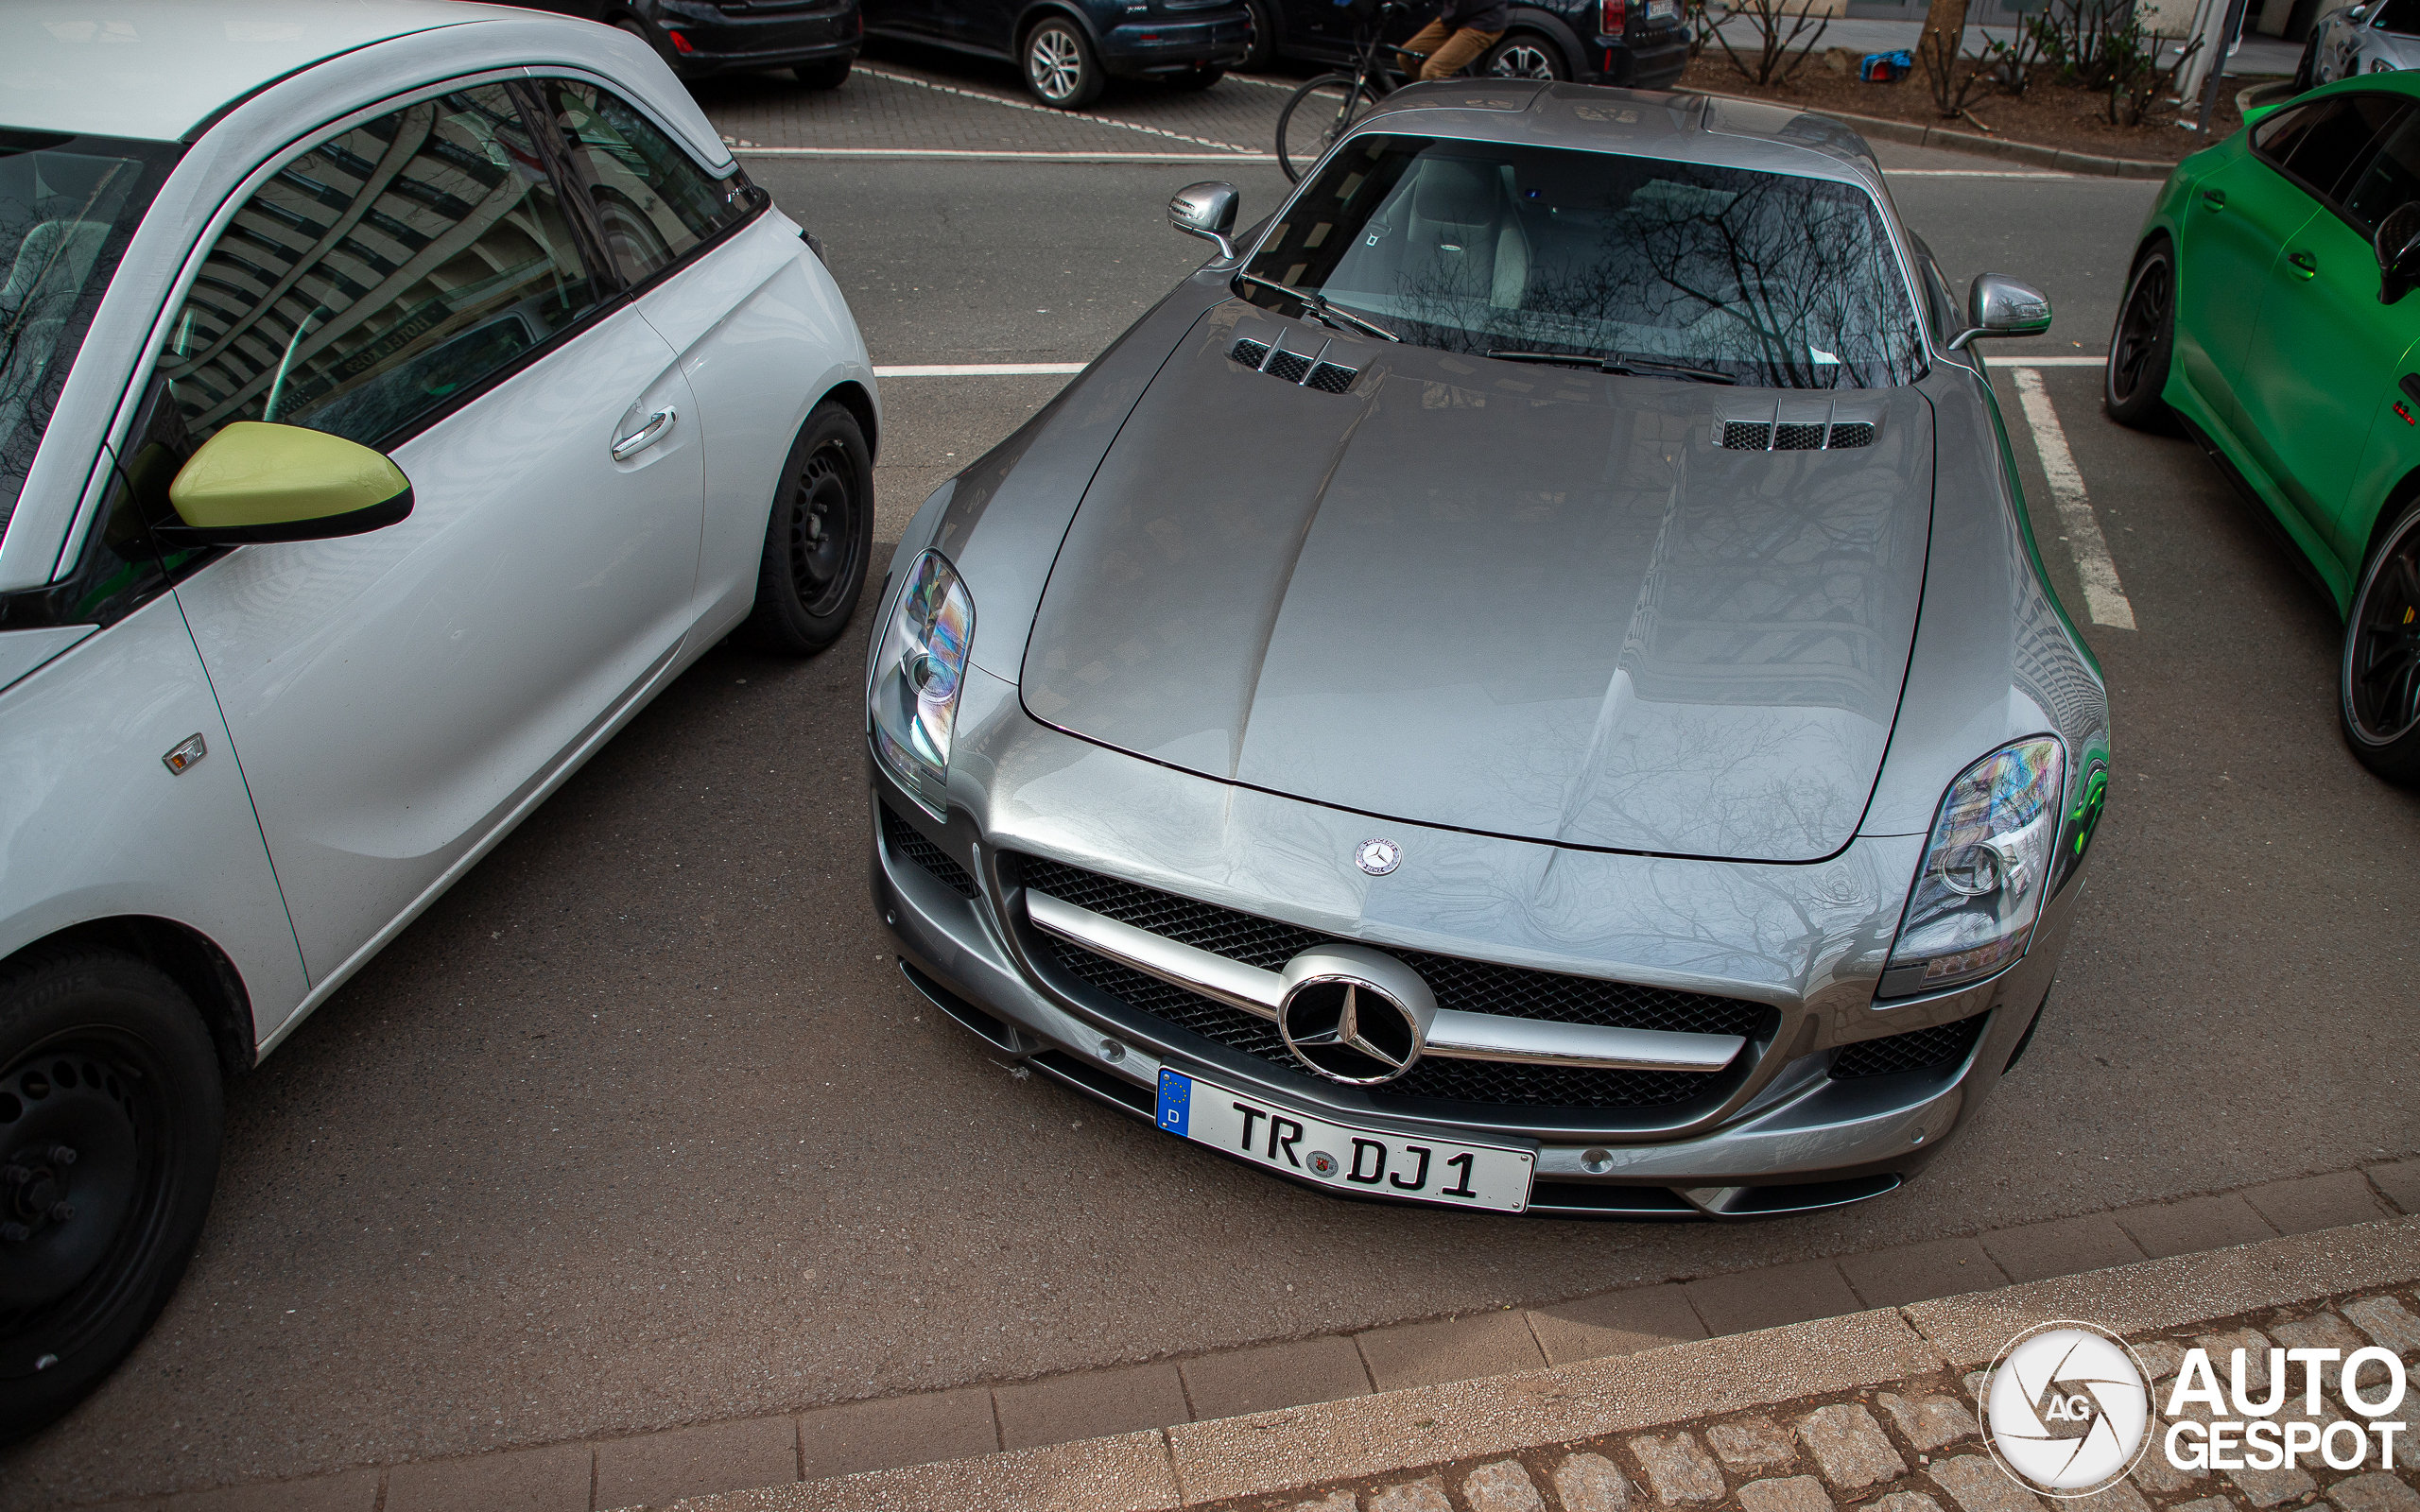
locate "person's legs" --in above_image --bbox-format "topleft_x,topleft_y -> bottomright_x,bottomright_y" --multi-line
1395,19 -> 1452,78
1420,25 -> 1500,78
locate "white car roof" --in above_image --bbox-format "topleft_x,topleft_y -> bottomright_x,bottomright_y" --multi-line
0,0 -> 535,142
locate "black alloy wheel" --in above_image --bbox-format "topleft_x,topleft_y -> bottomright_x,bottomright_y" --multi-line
1024,18 -> 1106,108
2105,239 -> 2176,431
744,403 -> 874,655
2342,500 -> 2420,784
1240,0 -> 1277,71
0,950 -> 222,1444
1483,35 -> 1566,80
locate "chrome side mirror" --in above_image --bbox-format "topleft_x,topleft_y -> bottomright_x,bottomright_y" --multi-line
1168,181 -> 1240,261
1946,273 -> 2053,351
2376,200 -> 2420,304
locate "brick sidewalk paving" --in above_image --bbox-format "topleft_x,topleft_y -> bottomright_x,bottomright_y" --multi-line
691,53 -> 1291,155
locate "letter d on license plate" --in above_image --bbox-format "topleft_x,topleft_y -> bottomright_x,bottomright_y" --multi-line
1157,1069 -> 1532,1211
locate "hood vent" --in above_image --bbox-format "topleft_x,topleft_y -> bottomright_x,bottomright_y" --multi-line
1720,419 -> 1876,451
1232,335 -> 1360,395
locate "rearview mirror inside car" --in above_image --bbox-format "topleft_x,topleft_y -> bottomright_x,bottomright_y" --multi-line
1947,272 -> 2053,351
1168,181 -> 1240,262
2375,201 -> 2420,304
156,421 -> 414,548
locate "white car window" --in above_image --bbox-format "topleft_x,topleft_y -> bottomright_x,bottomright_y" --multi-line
157,83 -> 613,452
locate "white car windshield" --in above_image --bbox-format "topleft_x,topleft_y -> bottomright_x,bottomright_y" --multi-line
0,130 -> 174,535
1238,133 -> 1927,389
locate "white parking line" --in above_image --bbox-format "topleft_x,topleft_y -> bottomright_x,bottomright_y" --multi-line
2011,367 -> 2136,631
2000,356 -> 2105,367
736,147 -> 1275,162
874,363 -> 1089,376
853,66 -> 1260,154
1886,169 -> 2083,178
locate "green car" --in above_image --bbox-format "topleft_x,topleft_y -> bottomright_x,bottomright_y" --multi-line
2106,73 -> 2420,784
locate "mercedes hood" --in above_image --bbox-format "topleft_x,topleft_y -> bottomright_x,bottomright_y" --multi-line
1018,306 -> 1934,865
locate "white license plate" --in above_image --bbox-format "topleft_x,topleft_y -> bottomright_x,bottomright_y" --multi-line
1156,1068 -> 1533,1212
1646,0 -> 1679,19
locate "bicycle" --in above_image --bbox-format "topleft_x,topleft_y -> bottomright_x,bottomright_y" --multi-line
1274,2 -> 1435,183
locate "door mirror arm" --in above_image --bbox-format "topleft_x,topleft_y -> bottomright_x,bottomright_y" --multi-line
2374,201 -> 2420,305
1168,181 -> 1242,262
1946,272 -> 2054,352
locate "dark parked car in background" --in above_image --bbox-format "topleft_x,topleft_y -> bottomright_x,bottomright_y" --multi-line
505,0 -> 865,87
860,0 -> 1251,106
1238,0 -> 1686,84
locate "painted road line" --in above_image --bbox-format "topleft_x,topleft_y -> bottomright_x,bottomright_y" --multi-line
1886,169 -> 2083,178
2012,366 -> 2137,631
2000,356 -> 2107,367
874,363 -> 1089,376
734,147 -> 1277,163
853,66 -> 1258,153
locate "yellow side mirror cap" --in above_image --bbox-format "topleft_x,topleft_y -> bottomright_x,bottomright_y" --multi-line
162,421 -> 413,546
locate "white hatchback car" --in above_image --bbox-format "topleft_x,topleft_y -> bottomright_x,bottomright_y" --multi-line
0,0 -> 877,1435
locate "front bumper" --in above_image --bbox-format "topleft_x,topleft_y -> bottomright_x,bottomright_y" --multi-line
1097,17 -> 1251,75
657,0 -> 862,73
864,675 -> 2082,1220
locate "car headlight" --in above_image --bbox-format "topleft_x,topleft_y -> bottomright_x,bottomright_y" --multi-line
1879,737 -> 2066,999
868,550 -> 975,818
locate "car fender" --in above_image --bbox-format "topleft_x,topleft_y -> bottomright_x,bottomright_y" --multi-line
1014,0 -> 1104,52
1499,8 -> 1588,75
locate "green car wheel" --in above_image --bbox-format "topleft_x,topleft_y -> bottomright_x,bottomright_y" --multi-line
2342,499 -> 2420,783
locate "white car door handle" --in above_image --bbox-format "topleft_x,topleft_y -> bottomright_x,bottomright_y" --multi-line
611,406 -> 676,461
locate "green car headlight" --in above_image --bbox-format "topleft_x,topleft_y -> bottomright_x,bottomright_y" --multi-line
1880,737 -> 2066,999
869,551 -> 975,818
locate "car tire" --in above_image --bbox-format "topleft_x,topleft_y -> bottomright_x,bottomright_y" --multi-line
1023,17 -> 1106,108
2104,238 -> 2177,432
743,403 -> 876,656
2340,497 -> 2420,785
1167,65 -> 1226,89
1240,0 -> 1277,70
1483,34 -> 1567,80
795,56 -> 853,88
0,949 -> 223,1446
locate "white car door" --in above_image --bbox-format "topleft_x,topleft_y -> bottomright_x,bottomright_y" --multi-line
160,80 -> 703,985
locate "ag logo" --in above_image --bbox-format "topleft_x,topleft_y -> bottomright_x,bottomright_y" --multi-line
1979,1321 -> 2153,1496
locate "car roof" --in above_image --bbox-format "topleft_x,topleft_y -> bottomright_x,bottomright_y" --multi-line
0,0 -> 528,143
1348,80 -> 1887,192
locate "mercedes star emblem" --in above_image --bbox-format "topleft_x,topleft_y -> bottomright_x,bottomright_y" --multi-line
1354,837 -> 1402,876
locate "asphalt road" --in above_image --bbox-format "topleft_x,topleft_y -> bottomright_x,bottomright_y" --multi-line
6,158 -> 2415,1510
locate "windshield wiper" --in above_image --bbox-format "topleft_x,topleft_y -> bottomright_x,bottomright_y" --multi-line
1487,349 -> 1736,386
1234,272 -> 1401,343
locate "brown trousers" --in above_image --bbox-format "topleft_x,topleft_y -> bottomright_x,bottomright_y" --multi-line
1396,18 -> 1502,81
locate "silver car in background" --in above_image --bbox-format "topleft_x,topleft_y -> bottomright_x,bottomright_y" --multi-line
868,83 -> 2111,1220
2300,0 -> 2420,85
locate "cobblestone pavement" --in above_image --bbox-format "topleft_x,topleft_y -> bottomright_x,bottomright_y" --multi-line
1209,1285 -> 2420,1512
691,46 -> 1296,155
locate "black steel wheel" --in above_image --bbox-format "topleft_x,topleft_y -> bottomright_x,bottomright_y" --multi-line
743,403 -> 874,655
1240,0 -> 1277,71
1483,34 -> 1566,80
2105,239 -> 2176,431
1024,17 -> 1105,108
0,950 -> 221,1444
1276,74 -> 1377,182
2342,499 -> 2420,784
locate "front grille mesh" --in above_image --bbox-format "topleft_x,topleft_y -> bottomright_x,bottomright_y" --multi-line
883,804 -> 978,899
1046,937 -> 1718,1110
1720,421 -> 1771,451
1017,855 -> 1771,1039
1831,1014 -> 1984,1078
1306,360 -> 1358,393
1720,420 -> 1879,451
1826,421 -> 1876,448
1230,338 -> 1270,368
1264,349 -> 1312,383
1773,421 -> 1826,451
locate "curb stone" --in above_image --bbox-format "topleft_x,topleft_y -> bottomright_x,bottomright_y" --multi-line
635,1215 -> 2420,1512
1689,91 -> 2185,178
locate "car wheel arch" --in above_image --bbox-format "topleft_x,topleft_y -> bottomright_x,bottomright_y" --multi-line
822,379 -> 880,464
1499,10 -> 1586,74
4,916 -> 254,1078
1017,3 -> 1103,55
2360,467 -> 2420,583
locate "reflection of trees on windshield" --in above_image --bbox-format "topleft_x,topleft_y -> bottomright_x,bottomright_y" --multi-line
0,147 -> 144,533
1244,135 -> 1924,389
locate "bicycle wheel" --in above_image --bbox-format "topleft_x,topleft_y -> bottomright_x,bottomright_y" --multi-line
1276,74 -> 1378,182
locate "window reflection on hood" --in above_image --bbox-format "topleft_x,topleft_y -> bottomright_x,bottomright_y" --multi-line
1239,133 -> 1927,390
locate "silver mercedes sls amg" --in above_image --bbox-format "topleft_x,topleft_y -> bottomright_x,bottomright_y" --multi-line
867,81 -> 2111,1219
2300,0 -> 2420,86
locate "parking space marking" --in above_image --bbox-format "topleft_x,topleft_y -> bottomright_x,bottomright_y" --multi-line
1886,169 -> 2083,178
738,147 -> 1275,161
875,363 -> 1090,376
2012,366 -> 2137,630
855,66 -> 1260,153
2000,356 -> 2105,367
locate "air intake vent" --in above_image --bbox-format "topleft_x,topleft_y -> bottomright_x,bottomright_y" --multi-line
1229,334 -> 1360,393
1719,418 -> 1879,451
